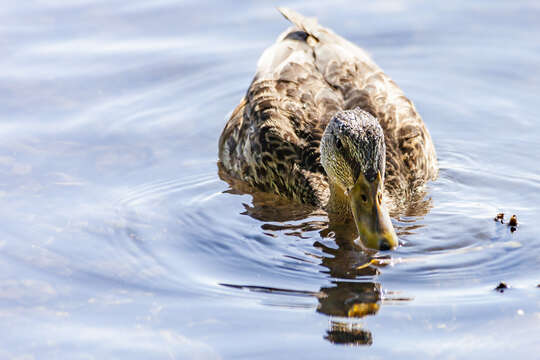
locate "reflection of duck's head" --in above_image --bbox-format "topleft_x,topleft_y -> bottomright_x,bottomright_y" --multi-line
321,109 -> 398,250
318,282 -> 381,346
316,281 -> 381,318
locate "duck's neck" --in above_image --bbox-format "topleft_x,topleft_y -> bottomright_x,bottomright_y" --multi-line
326,180 -> 353,224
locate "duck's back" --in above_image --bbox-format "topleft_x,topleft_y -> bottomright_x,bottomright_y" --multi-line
219,8 -> 437,206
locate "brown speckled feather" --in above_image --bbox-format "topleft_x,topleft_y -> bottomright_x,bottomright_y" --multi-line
219,8 -> 437,208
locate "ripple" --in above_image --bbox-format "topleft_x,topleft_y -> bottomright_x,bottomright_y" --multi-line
118,174 -> 216,207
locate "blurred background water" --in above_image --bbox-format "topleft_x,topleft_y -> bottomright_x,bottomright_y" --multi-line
1,0 -> 540,359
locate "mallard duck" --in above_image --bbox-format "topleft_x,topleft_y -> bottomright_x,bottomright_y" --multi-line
218,8 -> 438,250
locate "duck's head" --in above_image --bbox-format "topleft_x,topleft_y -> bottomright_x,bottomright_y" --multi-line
321,108 -> 398,250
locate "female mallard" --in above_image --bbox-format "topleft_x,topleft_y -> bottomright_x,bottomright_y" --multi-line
219,8 -> 437,250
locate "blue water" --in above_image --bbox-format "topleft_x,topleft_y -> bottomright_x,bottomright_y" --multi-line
1,1 -> 540,359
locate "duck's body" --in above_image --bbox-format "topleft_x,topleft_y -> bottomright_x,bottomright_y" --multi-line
219,8 -> 437,249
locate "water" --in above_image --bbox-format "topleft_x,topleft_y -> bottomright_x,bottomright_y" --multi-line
1,1 -> 540,358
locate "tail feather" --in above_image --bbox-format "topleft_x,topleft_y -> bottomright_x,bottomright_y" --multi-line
277,7 -> 321,41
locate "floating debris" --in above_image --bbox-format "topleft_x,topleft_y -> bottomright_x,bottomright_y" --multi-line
493,212 -> 518,231
494,282 -> 508,293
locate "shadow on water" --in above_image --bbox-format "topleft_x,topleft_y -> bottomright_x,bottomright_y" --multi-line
218,164 -> 424,346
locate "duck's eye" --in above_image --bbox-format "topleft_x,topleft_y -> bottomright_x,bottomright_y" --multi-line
361,194 -> 367,202
335,138 -> 342,150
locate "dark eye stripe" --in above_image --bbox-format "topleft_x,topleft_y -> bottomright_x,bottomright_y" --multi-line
365,167 -> 377,182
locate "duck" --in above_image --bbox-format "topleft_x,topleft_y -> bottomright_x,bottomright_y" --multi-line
218,8 -> 438,250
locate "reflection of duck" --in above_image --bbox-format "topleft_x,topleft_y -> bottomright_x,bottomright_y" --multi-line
221,280 -> 395,346
319,282 -> 381,346
317,282 -> 381,318
219,8 -> 437,250
326,321 -> 373,346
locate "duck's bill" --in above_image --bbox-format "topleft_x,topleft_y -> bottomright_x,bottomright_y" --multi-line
349,172 -> 398,251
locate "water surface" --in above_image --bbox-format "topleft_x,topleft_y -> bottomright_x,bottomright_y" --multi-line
1,1 -> 540,359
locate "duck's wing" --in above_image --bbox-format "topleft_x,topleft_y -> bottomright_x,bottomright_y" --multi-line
279,8 -> 438,195
219,15 -> 348,205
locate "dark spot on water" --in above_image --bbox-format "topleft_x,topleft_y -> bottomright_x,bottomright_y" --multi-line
508,214 -> 518,227
494,212 -> 504,223
495,282 -> 508,293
